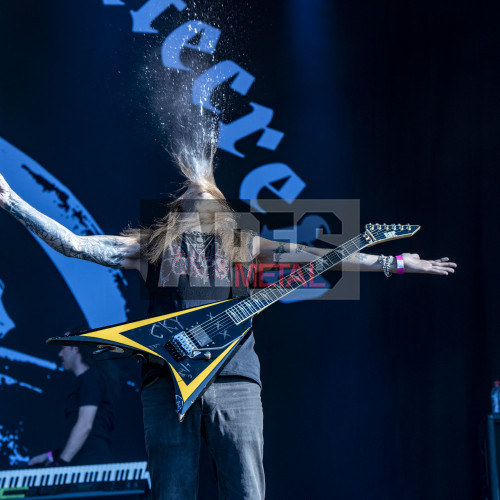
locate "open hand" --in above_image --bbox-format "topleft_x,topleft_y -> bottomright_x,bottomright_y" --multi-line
402,253 -> 457,275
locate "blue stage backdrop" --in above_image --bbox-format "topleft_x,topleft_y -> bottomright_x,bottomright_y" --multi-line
0,1 -> 498,499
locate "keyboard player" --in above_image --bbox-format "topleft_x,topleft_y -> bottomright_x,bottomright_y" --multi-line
28,330 -> 117,467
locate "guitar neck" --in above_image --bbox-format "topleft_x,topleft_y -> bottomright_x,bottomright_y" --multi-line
226,232 -> 370,323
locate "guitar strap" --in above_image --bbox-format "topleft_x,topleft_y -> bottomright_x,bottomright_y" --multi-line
229,230 -> 255,299
229,264 -> 250,299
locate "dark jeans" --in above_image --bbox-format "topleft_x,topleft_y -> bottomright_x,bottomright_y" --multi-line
141,374 -> 265,500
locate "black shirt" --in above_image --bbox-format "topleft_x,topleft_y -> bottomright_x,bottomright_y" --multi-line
64,368 -> 114,465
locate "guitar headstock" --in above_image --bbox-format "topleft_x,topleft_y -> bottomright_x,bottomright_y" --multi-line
362,223 -> 420,246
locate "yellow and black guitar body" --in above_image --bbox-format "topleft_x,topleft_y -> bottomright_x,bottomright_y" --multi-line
47,298 -> 252,419
47,224 -> 421,418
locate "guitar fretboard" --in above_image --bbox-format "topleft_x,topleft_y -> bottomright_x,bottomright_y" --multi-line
226,233 -> 369,324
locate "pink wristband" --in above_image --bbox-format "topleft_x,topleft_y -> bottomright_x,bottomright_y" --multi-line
395,255 -> 404,274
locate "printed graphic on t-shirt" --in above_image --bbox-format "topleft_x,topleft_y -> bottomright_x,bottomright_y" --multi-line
158,234 -> 230,288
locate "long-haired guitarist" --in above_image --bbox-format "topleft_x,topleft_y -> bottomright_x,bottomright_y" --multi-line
0,153 -> 456,499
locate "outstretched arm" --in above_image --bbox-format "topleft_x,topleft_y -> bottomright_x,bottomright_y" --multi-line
0,174 -> 140,271
253,236 -> 456,275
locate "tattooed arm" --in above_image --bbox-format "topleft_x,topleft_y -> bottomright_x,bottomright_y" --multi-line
253,236 -> 456,275
0,174 -> 141,272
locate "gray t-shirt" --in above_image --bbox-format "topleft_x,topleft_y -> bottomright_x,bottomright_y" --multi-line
142,231 -> 261,387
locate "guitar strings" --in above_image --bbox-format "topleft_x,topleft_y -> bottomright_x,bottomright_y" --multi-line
183,228 -> 395,345
184,230 -> 382,343
184,232 -> 369,343
108,228 -> 408,351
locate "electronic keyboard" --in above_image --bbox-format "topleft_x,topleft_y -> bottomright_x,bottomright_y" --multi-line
0,460 -> 150,499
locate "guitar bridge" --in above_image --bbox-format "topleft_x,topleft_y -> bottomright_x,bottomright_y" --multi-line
164,331 -> 201,361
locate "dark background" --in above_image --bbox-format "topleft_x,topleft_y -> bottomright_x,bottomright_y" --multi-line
0,1 -> 499,499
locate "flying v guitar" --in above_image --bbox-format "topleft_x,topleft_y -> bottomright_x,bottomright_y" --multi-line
47,223 -> 419,420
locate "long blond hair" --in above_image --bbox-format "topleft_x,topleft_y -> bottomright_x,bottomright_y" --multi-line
123,145 -> 254,264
